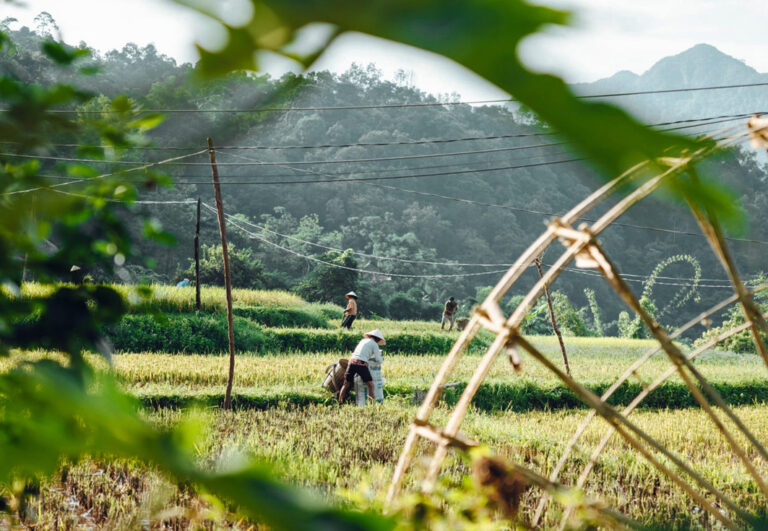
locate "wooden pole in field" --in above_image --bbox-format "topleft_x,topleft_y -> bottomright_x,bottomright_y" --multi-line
208,138 -> 236,410
194,197 -> 201,311
535,257 -> 570,376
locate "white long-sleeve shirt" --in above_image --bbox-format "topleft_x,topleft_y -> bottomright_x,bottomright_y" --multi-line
350,337 -> 383,364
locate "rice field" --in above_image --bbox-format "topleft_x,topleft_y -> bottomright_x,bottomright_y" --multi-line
6,285 -> 768,529
5,337 -> 765,411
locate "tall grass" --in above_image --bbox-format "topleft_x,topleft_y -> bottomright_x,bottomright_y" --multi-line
21,403 -> 768,529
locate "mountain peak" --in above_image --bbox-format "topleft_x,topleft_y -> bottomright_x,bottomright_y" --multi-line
642,44 -> 760,87
574,43 -> 768,128
684,43 -> 725,56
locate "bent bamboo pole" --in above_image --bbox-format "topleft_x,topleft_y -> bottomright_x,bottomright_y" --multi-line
388,129 -> 753,521
388,159 -> 653,504
422,155 -> 700,492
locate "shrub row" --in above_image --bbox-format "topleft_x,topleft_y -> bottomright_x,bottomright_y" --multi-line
106,314 -> 274,353
139,392 -> 328,410
448,380 -> 768,412
106,313 -> 480,355
231,306 -> 330,329
267,328 -> 471,354
126,303 -> 332,330
134,380 -> 768,413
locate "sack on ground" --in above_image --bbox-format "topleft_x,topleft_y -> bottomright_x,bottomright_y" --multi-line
354,360 -> 384,406
322,358 -> 348,395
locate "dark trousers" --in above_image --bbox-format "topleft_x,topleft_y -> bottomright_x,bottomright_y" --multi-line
341,314 -> 356,329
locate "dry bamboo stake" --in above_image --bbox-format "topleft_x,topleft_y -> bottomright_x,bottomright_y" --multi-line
194,197 -> 201,312
208,138 -> 236,411
535,257 -> 570,375
514,334 -> 746,530
586,239 -> 768,497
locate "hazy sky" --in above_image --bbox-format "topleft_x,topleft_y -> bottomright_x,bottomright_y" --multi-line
3,0 -> 767,99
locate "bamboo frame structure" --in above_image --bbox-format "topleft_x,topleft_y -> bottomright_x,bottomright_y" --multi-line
387,123 -> 768,528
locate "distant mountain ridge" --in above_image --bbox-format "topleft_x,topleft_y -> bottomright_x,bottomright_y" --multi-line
572,44 -> 768,124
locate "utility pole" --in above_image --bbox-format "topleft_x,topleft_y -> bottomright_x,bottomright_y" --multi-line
194,197 -> 201,311
535,257 -> 571,376
208,138 -> 236,410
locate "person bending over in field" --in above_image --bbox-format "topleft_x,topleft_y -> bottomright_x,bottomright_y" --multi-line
338,329 -> 385,404
441,296 -> 458,331
341,291 -> 358,329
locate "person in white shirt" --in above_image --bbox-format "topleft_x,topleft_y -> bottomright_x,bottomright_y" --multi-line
338,329 -> 385,404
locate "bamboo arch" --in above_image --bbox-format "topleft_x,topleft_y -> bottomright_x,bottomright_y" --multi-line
386,120 -> 768,529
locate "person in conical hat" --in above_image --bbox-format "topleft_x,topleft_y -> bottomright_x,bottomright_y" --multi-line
338,329 -> 385,403
341,291 -> 358,330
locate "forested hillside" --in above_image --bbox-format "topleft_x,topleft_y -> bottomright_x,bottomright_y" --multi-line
3,18 -> 767,334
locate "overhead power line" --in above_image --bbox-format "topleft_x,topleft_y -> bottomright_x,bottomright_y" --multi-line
222,213 -> 510,279
560,264 -> 736,288
0,114 -> 748,182
170,128 -> 754,186
221,134 -> 768,248
1,149 -> 207,197
172,158 -> 583,185
13,82 -> 768,114
51,188 -> 198,204
582,83 -> 768,99
1,113 -> 752,185
203,130 -> 768,248
3,112 -> 754,151
20,131 -> 768,247
206,203 -> 519,268
362,180 -> 768,247
0,141 -> 567,167
36,150 -> 561,184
